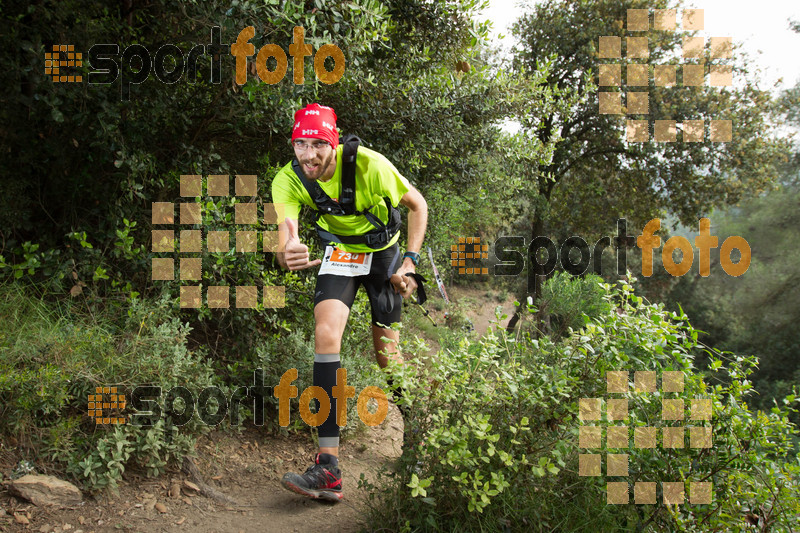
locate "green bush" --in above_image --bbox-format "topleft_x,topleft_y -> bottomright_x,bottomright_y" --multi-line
0,275 -> 393,491
367,279 -> 799,532
0,283 -> 223,491
539,271 -> 613,339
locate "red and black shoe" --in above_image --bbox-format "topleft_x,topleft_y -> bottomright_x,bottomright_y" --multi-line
281,453 -> 343,502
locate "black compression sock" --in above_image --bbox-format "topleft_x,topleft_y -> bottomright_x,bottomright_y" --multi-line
314,353 -> 340,449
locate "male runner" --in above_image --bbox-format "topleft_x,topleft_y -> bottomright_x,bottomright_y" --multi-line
271,103 -> 427,502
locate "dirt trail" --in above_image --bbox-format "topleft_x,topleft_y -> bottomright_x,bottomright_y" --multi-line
0,407 -> 403,533
0,286 -> 513,533
444,285 -> 516,337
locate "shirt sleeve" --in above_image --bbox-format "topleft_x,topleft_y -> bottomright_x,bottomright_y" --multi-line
368,149 -> 410,207
270,166 -> 303,223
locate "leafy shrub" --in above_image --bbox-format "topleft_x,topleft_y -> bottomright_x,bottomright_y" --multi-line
0,284 -> 223,491
1,256 -> 399,490
539,271 -> 612,339
367,279 -> 799,532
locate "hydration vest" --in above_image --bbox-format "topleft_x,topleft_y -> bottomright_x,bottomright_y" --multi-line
291,134 -> 402,250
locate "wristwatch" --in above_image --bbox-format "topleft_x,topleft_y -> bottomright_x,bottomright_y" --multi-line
402,251 -> 420,265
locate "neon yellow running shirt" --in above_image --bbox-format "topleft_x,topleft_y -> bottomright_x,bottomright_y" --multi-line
271,144 -> 410,253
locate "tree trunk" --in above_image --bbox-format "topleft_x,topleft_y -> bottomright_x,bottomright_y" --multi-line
506,210 -> 546,333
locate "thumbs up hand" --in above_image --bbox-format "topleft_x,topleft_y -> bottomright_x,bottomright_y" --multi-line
283,218 -> 321,271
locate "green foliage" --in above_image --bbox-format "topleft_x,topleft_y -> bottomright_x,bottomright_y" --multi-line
0,0 -> 392,294
539,271 -> 613,339
367,279 -> 799,531
0,283 -> 221,491
67,421 -> 195,492
0,0 -> 539,374
0,275 -> 386,490
663,62 -> 800,417
666,180 -> 800,415
2,0 -> 520,494
0,0 -> 529,284
511,0 -> 788,237
2,2 -> 796,527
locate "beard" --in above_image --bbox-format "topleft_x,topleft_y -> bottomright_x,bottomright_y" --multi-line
299,148 -> 336,181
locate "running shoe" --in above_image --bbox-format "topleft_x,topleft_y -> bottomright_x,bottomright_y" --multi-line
281,453 -> 343,502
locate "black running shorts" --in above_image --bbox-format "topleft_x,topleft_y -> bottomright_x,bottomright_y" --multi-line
313,243 -> 402,327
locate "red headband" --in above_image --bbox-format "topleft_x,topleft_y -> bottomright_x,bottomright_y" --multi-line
291,103 -> 339,149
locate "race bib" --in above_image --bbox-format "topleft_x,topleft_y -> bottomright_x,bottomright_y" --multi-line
319,246 -> 373,277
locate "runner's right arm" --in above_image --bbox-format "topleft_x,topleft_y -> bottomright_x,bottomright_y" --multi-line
278,218 -> 321,271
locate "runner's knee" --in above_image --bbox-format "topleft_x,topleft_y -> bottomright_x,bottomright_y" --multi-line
315,320 -> 343,350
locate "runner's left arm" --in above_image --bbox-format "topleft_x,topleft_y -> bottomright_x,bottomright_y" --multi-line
392,185 -> 428,298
